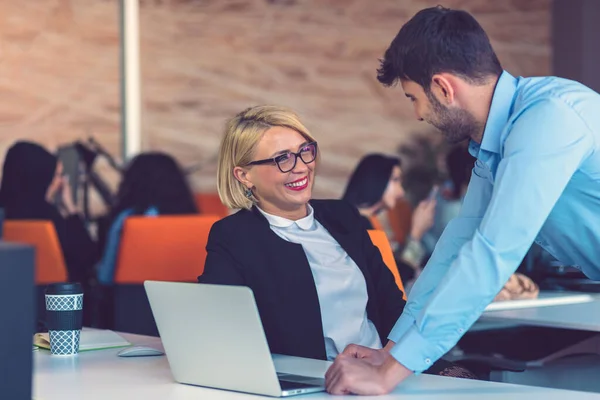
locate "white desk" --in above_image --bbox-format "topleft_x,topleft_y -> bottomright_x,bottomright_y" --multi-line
34,333 -> 600,400
471,292 -> 600,392
480,293 -> 600,331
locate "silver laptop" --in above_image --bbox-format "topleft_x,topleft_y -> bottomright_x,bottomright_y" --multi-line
144,281 -> 326,397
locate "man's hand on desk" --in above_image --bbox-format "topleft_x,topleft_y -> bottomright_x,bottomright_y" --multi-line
340,343 -> 388,366
325,344 -> 413,395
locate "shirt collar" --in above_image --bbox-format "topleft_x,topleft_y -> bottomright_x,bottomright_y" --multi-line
256,204 -> 315,230
469,70 -> 518,158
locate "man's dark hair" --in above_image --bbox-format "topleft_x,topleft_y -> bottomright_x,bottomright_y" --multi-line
377,6 -> 502,90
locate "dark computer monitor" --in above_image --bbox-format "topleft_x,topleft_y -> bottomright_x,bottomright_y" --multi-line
0,242 -> 34,399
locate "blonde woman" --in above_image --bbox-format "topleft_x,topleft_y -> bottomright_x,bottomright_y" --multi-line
199,106 -> 475,379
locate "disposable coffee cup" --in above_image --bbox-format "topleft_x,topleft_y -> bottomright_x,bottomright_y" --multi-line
45,283 -> 83,356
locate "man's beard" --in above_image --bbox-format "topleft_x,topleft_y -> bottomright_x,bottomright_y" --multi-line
426,92 -> 481,144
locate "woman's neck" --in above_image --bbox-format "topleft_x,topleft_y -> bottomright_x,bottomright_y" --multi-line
257,202 -> 309,221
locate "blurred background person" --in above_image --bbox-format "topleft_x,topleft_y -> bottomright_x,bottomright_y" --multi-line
423,145 -> 539,301
0,141 -> 97,284
342,154 -> 436,285
423,145 -> 472,253
96,152 -> 199,285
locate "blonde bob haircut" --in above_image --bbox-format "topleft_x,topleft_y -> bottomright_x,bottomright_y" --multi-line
217,105 -> 317,210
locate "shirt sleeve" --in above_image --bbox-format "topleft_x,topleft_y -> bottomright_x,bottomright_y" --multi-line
390,98 -> 594,372
387,160 -> 493,343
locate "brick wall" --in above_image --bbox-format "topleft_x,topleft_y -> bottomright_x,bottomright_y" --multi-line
0,0 -> 551,213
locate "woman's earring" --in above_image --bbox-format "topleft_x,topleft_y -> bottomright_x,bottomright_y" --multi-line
245,187 -> 253,199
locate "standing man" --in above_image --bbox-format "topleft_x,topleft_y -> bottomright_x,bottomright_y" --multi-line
326,6 -> 600,395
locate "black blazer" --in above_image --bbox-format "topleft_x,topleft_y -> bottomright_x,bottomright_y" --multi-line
198,199 -> 406,360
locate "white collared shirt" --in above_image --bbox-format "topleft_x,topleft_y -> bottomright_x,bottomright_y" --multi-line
257,205 -> 382,360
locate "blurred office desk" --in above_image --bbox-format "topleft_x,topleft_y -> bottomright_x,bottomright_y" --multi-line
33,333 -> 600,400
480,292 -> 600,331
472,292 -> 600,392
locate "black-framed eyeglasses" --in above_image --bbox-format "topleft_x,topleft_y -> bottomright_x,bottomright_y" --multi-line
246,142 -> 318,173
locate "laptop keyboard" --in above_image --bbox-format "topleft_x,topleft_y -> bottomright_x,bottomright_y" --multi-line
277,373 -> 325,388
279,379 -> 323,391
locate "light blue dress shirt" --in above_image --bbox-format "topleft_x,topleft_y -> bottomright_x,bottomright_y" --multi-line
388,71 -> 600,372
256,205 -> 382,360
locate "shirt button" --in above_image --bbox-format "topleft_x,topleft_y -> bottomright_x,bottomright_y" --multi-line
458,328 -> 464,334
425,358 -> 431,365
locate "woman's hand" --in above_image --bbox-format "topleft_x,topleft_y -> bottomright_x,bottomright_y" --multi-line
409,198 -> 436,240
514,273 -> 539,299
495,273 -> 539,301
59,176 -> 79,215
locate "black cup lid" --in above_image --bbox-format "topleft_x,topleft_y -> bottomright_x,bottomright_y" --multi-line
45,282 -> 83,295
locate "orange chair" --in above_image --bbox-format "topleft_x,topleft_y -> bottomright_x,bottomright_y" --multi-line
368,215 -> 385,231
194,193 -> 229,218
368,229 -> 406,299
112,215 -> 220,335
114,215 -> 221,283
387,198 -> 413,246
3,220 -> 68,284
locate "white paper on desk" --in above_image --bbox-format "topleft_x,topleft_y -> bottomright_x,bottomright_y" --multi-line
35,328 -> 131,351
484,293 -> 594,312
